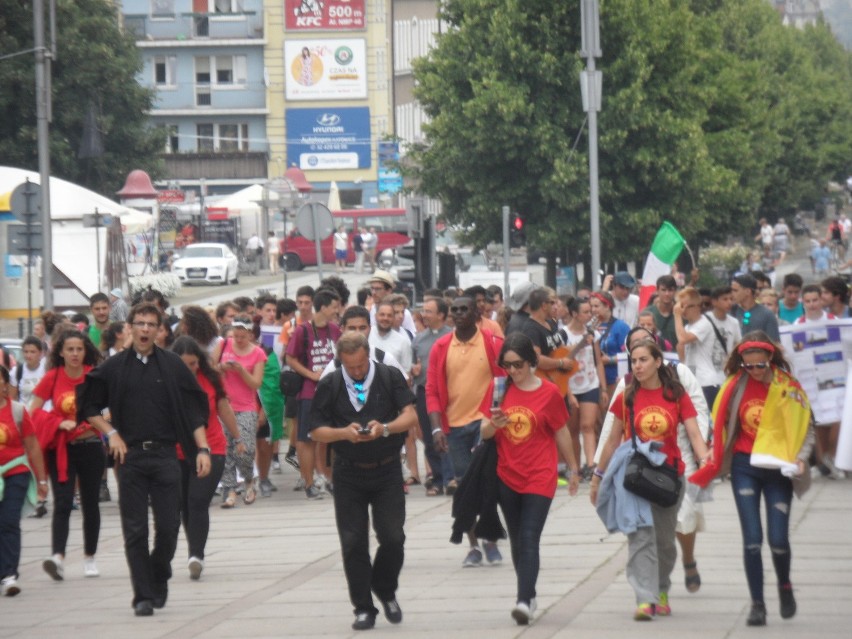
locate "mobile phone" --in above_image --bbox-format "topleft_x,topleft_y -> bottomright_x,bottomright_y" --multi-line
358,426 -> 372,435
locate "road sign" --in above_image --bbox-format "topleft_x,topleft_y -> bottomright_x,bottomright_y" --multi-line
9,181 -> 42,222
82,212 -> 114,227
7,223 -> 43,254
295,203 -> 334,241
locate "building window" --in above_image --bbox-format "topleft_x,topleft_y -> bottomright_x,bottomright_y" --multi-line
197,124 -> 215,152
196,123 -> 249,152
159,124 -> 179,153
195,55 -> 246,86
151,0 -> 175,18
195,56 -> 211,84
154,55 -> 176,86
214,0 -> 243,13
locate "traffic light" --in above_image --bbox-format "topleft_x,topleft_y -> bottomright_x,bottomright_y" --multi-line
510,212 -> 526,248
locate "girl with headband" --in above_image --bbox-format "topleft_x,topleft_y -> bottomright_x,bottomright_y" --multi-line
690,331 -> 814,627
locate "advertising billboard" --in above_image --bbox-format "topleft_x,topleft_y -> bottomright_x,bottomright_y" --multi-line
286,107 -> 372,170
285,39 -> 367,101
285,0 -> 366,31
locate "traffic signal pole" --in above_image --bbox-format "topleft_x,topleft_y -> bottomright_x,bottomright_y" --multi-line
502,205 -> 510,298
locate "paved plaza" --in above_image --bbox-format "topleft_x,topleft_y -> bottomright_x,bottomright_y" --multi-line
2,463 -> 850,639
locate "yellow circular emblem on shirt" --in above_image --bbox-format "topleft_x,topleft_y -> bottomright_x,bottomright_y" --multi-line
635,406 -> 671,440
0,423 -> 8,446
741,399 -> 764,437
59,391 -> 77,419
503,406 -> 535,444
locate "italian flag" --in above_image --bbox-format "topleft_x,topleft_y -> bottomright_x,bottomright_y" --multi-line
639,222 -> 685,309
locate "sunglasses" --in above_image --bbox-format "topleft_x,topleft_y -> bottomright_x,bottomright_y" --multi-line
353,381 -> 367,405
741,362 -> 770,370
743,311 -> 751,326
450,305 -> 470,313
501,360 -> 526,370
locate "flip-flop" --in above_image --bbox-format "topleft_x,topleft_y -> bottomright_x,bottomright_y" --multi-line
404,477 -> 421,486
684,562 -> 701,593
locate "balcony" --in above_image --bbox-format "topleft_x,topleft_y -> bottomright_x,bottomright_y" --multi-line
124,12 -> 263,42
161,151 -> 269,180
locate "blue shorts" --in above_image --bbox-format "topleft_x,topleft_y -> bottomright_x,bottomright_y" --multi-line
335,249 -> 347,260
575,388 -> 600,404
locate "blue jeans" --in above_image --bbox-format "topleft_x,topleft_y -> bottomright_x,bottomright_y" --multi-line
0,472 -> 29,580
497,479 -> 552,604
730,453 -> 794,603
447,420 -> 482,481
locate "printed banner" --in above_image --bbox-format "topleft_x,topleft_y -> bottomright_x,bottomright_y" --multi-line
286,107 -> 371,170
285,39 -> 367,101
285,0 -> 365,31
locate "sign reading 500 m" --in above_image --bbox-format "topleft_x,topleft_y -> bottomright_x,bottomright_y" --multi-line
285,0 -> 366,31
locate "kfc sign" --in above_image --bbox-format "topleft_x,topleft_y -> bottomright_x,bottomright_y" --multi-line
285,0 -> 365,31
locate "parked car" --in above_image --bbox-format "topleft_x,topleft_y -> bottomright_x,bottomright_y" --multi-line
172,243 -> 240,286
0,338 -> 22,368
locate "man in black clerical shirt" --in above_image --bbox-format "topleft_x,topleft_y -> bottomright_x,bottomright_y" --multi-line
310,332 -> 416,631
77,302 -> 211,617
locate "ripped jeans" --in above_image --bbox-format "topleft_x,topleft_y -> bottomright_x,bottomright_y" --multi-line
730,453 -> 794,603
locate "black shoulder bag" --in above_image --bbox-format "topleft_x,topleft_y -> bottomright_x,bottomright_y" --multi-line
622,396 -> 682,508
279,322 -> 313,397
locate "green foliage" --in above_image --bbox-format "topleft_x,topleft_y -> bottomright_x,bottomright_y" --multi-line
408,0 -> 852,268
0,0 -> 164,197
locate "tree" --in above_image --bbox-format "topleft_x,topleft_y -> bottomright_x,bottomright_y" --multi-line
0,0 -> 164,197
408,0 -> 852,282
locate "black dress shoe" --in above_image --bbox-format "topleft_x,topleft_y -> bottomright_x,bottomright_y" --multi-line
134,600 -> 154,617
153,582 -> 168,609
351,612 -> 376,630
746,601 -> 766,626
779,584 -> 797,619
380,599 -> 403,624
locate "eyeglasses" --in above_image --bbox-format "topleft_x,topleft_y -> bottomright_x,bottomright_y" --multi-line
132,321 -> 158,330
449,305 -> 469,313
501,360 -> 526,370
742,311 -> 751,326
352,381 -> 367,405
370,285 -> 387,292
741,362 -> 770,370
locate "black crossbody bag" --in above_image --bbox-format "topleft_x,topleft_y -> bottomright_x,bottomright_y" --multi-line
622,397 -> 682,508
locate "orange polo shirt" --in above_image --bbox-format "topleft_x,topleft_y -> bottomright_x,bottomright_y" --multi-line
478,315 -> 505,338
445,329 -> 493,427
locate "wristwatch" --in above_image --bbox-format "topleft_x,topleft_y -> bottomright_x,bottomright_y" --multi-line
197,447 -> 210,455
382,423 -> 390,438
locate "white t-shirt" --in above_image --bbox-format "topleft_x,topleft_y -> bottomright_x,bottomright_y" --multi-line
267,236 -> 279,255
246,235 -> 262,250
683,315 -> 718,387
564,327 -> 600,395
760,223 -> 774,247
612,294 -> 640,328
368,329 -> 412,378
334,232 -> 347,251
705,313 -> 741,381
12,360 -> 46,407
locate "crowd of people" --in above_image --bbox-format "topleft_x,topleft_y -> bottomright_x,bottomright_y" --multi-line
0,258 -> 848,630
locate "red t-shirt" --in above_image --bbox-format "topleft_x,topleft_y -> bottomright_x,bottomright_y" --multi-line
733,375 -> 768,455
0,402 -> 35,477
33,366 -> 93,440
610,386 -> 697,474
177,372 -> 227,460
482,379 -> 569,498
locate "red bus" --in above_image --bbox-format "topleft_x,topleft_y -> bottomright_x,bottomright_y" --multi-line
279,208 -> 409,270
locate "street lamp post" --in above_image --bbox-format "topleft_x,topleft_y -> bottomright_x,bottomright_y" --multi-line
580,0 -> 602,287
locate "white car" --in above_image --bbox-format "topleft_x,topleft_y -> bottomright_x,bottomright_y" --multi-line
172,243 -> 239,286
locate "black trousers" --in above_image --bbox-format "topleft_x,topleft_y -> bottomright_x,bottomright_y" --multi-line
118,447 -> 181,606
332,458 -> 406,616
416,386 -> 444,486
46,440 -> 105,556
179,454 -> 225,560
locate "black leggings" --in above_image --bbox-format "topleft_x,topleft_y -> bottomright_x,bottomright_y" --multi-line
179,454 -> 225,560
47,440 -> 106,556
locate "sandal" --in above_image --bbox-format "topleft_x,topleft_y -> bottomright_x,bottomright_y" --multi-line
425,485 -> 444,497
684,562 -> 701,593
404,477 -> 421,486
424,474 -> 434,490
244,484 -> 257,505
445,479 -> 459,496
221,491 -> 237,509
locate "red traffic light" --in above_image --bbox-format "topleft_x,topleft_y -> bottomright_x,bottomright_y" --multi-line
513,214 -> 524,230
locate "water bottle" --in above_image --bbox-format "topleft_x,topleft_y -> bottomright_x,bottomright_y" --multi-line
492,376 -> 506,408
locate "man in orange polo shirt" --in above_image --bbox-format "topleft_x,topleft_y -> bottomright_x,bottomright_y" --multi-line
426,297 -> 505,567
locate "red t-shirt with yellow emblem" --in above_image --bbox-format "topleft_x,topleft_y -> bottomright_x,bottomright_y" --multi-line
733,375 -> 768,455
33,366 -> 93,440
0,401 -> 36,476
611,386 -> 697,475
489,379 -> 569,498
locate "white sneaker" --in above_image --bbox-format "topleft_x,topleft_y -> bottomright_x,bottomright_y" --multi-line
188,556 -> 204,581
511,598 -> 537,625
42,555 -> 64,581
84,557 -> 99,578
1,576 -> 21,597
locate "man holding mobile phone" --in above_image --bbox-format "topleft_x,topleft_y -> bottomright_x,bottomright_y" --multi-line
309,333 -> 416,631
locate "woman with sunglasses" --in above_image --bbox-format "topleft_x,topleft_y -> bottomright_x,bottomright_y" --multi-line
589,291 -> 630,396
690,331 -> 813,627
480,333 -> 580,625
30,329 -> 103,581
591,339 -> 709,621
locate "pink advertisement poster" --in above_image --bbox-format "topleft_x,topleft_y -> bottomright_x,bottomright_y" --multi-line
285,0 -> 366,31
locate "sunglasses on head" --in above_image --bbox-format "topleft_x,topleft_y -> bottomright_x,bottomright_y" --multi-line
501,360 -> 526,370
740,362 -> 770,370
